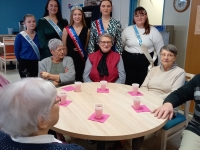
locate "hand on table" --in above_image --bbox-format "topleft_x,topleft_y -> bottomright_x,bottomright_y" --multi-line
151,103 -> 174,120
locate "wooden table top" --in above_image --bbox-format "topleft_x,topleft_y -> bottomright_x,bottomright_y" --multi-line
53,82 -> 167,141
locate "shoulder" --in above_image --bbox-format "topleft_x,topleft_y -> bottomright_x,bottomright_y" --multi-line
122,25 -> 133,33
150,26 -> 160,33
38,18 -> 47,22
63,56 -> 73,62
174,66 -> 185,74
111,18 -> 120,24
40,57 -> 51,63
15,33 -> 23,39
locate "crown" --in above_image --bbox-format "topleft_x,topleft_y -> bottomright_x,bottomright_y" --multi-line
70,4 -> 82,11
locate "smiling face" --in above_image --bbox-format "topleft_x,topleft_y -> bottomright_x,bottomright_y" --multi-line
24,16 -> 36,30
160,49 -> 177,70
72,9 -> 82,24
134,10 -> 148,27
98,37 -> 112,53
47,0 -> 58,15
100,1 -> 112,16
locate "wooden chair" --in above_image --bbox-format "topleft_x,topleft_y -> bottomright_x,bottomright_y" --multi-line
160,73 -> 195,150
0,37 -> 17,74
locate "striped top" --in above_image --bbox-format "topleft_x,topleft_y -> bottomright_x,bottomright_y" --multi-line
164,74 -> 200,136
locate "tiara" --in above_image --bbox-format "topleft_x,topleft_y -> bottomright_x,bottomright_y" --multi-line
70,4 -> 82,11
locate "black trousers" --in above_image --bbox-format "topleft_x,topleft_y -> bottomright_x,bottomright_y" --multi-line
18,58 -> 38,78
122,50 -> 157,86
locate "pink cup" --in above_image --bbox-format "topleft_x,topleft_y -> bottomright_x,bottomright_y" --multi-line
100,80 -> 107,91
133,97 -> 141,109
132,83 -> 139,94
58,91 -> 67,105
95,103 -> 104,119
75,82 -> 82,92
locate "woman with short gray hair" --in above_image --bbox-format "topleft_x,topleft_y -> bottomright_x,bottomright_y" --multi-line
141,44 -> 185,99
0,78 -> 84,149
83,33 -> 125,83
39,38 -> 75,87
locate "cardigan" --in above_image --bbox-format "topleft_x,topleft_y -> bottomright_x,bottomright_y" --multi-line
14,33 -> 40,61
83,50 -> 125,83
141,65 -> 185,99
39,56 -> 75,85
164,74 -> 200,136
88,17 -> 123,54
0,131 -> 85,150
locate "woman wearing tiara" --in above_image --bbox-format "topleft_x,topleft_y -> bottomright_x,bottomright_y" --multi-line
14,14 -> 40,78
62,4 -> 90,82
37,0 -> 68,60
88,0 -> 123,54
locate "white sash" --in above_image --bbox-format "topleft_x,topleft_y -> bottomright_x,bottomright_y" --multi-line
44,16 -> 62,38
20,31 -> 40,60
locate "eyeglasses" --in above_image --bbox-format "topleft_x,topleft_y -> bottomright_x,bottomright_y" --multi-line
100,41 -> 112,45
52,96 -> 61,107
161,53 -> 175,58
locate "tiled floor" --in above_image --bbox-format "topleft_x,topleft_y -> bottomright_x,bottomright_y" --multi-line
0,69 -> 182,150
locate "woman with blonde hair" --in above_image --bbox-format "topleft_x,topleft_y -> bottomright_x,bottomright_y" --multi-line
62,4 -> 90,82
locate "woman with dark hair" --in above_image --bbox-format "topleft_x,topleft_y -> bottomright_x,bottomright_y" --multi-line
62,4 -> 90,82
14,14 -> 40,78
88,0 -> 122,54
37,0 -> 68,60
122,6 -> 164,86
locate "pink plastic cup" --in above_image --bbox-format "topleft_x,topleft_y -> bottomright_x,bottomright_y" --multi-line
132,83 -> 139,94
100,80 -> 107,91
75,82 -> 82,92
133,97 -> 141,109
95,103 -> 104,119
58,91 -> 67,105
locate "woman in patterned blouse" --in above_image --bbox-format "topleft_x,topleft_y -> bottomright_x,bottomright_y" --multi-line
88,0 -> 123,54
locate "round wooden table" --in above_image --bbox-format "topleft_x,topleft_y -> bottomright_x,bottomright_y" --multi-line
53,82 -> 167,150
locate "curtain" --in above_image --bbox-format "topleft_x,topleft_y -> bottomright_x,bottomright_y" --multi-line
129,0 -> 138,25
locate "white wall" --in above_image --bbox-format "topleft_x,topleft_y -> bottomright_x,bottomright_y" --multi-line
139,0 -> 164,25
163,0 -> 191,68
61,0 -> 129,29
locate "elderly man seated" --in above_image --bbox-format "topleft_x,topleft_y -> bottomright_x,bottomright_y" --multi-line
0,78 -> 84,150
39,38 -> 75,87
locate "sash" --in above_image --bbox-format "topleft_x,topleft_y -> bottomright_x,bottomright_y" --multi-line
95,18 -> 105,35
20,31 -> 40,60
44,16 -> 62,38
133,25 -> 157,71
65,26 -> 86,61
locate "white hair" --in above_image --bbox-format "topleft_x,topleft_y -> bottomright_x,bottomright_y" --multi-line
48,38 -> 63,51
0,78 -> 57,137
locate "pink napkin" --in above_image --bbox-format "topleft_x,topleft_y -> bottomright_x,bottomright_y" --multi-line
128,91 -> 143,96
131,105 -> 151,113
97,88 -> 109,93
59,100 -> 72,107
61,86 -> 75,92
88,113 -> 110,123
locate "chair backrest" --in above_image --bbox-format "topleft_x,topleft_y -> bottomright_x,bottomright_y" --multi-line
2,37 -> 15,55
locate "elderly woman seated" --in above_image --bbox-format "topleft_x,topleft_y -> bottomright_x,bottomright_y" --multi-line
141,44 -> 185,99
83,33 -> 125,83
0,78 -> 84,150
39,38 -> 75,87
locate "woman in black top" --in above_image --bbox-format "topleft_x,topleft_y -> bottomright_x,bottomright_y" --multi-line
62,4 -> 90,82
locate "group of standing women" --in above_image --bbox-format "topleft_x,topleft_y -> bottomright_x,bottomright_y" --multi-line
14,0 -> 164,87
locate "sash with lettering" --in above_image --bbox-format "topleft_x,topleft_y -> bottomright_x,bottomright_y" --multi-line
65,26 -> 86,61
20,31 -> 40,60
44,16 -> 62,38
95,18 -> 105,35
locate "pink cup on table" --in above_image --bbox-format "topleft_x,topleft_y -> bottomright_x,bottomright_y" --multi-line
133,97 -> 141,109
75,81 -> 82,92
132,83 -> 139,94
100,80 -> 107,90
95,103 -> 104,119
57,91 -> 67,105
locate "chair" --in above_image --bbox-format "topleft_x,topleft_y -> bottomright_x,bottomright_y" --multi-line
160,73 -> 195,150
0,37 -> 17,74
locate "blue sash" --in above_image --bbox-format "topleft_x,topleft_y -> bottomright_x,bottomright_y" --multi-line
66,26 -> 86,61
44,17 -> 62,38
95,18 -> 105,35
20,31 -> 40,60
133,25 -> 143,46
